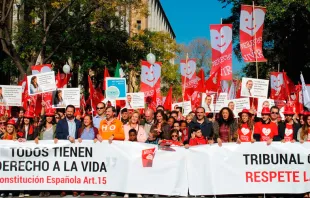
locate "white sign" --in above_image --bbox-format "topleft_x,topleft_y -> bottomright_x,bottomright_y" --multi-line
0,85 -> 22,106
27,71 -> 57,95
225,98 -> 250,117
172,101 -> 192,115
214,93 -> 228,113
201,93 -> 215,113
0,141 -> 188,196
52,88 -> 80,108
126,93 -> 145,109
241,77 -> 269,98
257,98 -> 285,119
187,142 -> 310,195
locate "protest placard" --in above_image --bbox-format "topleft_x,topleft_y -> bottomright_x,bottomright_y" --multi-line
52,88 -> 80,108
0,85 -> 22,106
27,72 -> 57,95
241,77 -> 269,98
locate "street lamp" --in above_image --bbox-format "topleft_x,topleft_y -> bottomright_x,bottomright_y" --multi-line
146,52 -> 156,65
62,63 -> 71,74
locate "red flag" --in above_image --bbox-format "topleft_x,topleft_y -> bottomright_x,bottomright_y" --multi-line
196,69 -> 205,93
210,24 -> 233,80
88,76 -> 105,113
205,67 -> 221,92
163,86 -> 172,111
56,70 -> 71,88
103,66 -> 110,90
31,64 -> 52,74
239,5 -> 267,62
149,88 -> 157,111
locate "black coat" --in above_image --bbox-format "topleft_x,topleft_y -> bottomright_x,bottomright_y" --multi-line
186,118 -> 214,144
55,118 -> 81,140
278,122 -> 300,141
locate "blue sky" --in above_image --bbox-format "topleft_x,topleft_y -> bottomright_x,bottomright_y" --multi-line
160,0 -> 245,73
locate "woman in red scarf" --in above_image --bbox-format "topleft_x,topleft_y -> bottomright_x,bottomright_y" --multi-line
237,109 -> 255,143
17,111 -> 37,141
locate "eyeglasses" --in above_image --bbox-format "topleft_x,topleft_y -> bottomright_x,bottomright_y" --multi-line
97,107 -> 104,110
55,117 -> 60,119
271,112 -> 279,114
171,135 -> 178,138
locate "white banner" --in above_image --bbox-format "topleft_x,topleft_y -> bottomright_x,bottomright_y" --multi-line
0,141 -> 188,196
27,72 -> 57,95
52,88 -> 80,108
187,142 -> 310,195
0,85 -> 22,106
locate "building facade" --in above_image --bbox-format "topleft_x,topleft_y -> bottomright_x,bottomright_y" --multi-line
122,0 -> 175,39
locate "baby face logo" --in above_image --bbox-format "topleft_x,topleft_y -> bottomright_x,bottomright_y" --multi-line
271,73 -> 283,92
241,128 -> 250,135
141,63 -> 161,87
240,8 -> 265,36
285,129 -> 293,136
210,26 -> 232,54
262,128 -> 271,136
180,59 -> 196,79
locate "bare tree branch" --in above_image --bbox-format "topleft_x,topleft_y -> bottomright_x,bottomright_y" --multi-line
3,0 -> 14,22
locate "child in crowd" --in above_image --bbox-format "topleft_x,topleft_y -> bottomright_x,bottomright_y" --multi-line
145,129 -> 160,145
185,127 -> 207,148
170,129 -> 183,146
128,129 -> 138,142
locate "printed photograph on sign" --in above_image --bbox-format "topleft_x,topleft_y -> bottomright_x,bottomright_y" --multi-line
52,88 -> 80,108
105,77 -> 127,100
241,77 -> 269,98
201,93 -> 215,113
0,85 -> 22,106
27,71 -> 57,95
214,93 -> 228,113
172,101 -> 192,116
224,98 -> 250,118
126,93 -> 145,109
257,98 -> 276,117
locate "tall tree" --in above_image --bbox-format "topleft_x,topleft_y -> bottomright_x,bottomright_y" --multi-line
218,0 -> 310,82
127,30 -> 182,99
178,38 -> 212,74
0,0 -> 146,78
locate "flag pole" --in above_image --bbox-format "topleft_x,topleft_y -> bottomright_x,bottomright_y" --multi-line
253,1 -> 259,79
182,53 -> 189,115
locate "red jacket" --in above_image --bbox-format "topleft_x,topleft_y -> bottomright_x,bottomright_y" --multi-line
189,136 -> 207,146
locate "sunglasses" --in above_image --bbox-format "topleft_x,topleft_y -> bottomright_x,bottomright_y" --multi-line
55,117 -> 60,119
271,112 -> 279,114
171,135 -> 178,138
0,122 -> 7,125
97,107 -> 104,110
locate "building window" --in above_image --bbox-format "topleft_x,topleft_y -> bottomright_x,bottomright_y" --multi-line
137,20 -> 141,31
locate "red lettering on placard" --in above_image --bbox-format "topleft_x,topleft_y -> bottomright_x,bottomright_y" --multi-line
246,171 -> 301,183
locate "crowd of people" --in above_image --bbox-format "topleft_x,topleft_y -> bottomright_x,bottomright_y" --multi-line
0,101 -> 309,198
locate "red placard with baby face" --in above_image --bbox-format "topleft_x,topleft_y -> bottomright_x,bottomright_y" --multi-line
240,5 -> 267,62
210,24 -> 233,80
140,61 -> 161,99
180,59 -> 200,90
